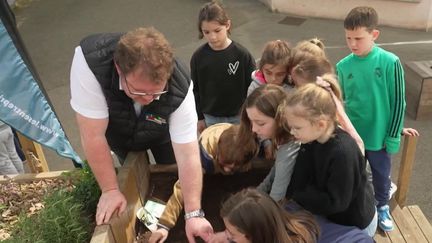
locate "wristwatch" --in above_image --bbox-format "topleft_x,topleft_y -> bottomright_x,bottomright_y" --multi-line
184,209 -> 205,220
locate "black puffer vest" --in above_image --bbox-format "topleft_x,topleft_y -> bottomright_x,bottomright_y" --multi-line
80,33 -> 190,152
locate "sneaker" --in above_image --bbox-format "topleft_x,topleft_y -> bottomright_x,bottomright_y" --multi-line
377,205 -> 394,231
389,182 -> 397,200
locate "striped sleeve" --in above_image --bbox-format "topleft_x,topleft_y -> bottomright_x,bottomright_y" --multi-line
385,59 -> 406,153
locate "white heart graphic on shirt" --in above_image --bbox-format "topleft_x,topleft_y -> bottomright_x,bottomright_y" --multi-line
228,61 -> 239,75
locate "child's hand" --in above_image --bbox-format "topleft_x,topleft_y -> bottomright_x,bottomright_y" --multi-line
402,128 -> 419,137
208,231 -> 230,243
264,145 -> 275,160
148,228 -> 169,243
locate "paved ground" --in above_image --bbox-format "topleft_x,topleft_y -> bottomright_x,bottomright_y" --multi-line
12,0 -> 432,220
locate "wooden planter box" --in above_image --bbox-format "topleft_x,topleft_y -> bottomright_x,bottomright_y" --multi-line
405,60 -> 432,120
90,137 -> 432,243
89,152 -> 271,243
90,152 -> 150,243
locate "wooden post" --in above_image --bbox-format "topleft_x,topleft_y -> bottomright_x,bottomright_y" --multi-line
395,135 -> 418,207
16,132 -> 49,173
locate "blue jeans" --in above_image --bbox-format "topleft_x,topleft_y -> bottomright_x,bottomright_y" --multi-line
366,149 -> 391,207
203,114 -> 240,127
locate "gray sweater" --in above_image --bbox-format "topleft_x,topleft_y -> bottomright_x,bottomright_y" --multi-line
257,140 -> 300,201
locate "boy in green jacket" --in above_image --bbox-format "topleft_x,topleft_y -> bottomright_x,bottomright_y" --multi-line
336,6 -> 406,232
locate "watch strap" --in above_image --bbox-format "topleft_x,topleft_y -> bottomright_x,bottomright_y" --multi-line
184,209 -> 205,220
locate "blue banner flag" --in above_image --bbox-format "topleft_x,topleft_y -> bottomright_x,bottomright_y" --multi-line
0,3 -> 82,164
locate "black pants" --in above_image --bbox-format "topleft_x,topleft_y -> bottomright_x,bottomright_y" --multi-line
113,141 -> 176,165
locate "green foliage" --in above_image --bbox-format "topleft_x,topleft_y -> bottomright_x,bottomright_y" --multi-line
5,191 -> 89,243
67,162 -> 101,218
4,161 -> 101,243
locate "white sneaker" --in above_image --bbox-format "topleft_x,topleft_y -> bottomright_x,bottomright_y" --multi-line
389,181 -> 397,199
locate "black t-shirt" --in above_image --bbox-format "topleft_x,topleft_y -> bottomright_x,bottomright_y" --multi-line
191,41 -> 255,119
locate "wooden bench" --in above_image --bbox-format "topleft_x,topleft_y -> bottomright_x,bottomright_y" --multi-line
374,135 -> 432,243
405,60 -> 432,120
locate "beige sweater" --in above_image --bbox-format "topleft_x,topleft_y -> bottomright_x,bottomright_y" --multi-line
157,123 -> 233,229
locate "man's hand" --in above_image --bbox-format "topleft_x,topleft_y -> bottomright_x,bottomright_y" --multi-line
185,217 -> 214,243
197,120 -> 206,134
149,228 -> 169,243
95,189 -> 127,225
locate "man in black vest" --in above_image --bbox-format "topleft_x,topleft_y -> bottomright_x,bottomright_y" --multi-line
70,27 -> 213,241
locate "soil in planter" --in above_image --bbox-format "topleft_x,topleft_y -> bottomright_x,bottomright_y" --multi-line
136,167 -> 270,243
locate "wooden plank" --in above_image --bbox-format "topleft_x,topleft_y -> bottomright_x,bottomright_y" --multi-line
400,206 -> 428,242
395,135 -> 418,207
418,77 -> 432,119
406,61 -> 432,78
149,164 -> 178,173
89,153 -> 146,243
374,230 -> 392,243
391,204 -> 425,242
90,225 -> 116,243
385,212 -> 406,243
0,170 -> 69,183
125,152 -> 152,205
109,166 -> 141,243
16,132 -> 49,172
407,205 -> 432,242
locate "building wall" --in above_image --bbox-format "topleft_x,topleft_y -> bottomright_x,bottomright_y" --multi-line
260,0 -> 432,31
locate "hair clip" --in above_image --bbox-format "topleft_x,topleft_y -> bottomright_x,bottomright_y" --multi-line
315,76 -> 331,91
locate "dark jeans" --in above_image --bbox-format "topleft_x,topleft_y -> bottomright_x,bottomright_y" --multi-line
113,141 -> 176,165
366,148 -> 391,207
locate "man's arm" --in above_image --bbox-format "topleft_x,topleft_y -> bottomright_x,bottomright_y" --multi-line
172,140 -> 202,213
75,113 -> 126,224
172,141 -> 213,242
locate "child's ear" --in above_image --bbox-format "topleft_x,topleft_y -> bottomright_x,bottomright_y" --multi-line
226,20 -> 231,31
372,29 -> 380,41
317,118 -> 328,130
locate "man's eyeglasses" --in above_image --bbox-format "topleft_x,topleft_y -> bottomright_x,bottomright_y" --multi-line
123,75 -> 168,100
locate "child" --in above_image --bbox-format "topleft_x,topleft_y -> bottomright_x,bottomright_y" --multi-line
336,6 -> 406,232
192,1 -> 256,133
0,121 -> 24,175
295,38 -> 326,55
148,123 -> 258,243
199,123 -> 258,174
210,188 -> 374,243
247,40 -> 292,160
238,85 -> 299,202
289,54 -> 333,87
210,188 -> 319,243
288,40 -> 364,153
284,82 -> 377,237
247,40 -> 292,96
294,73 -> 365,154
